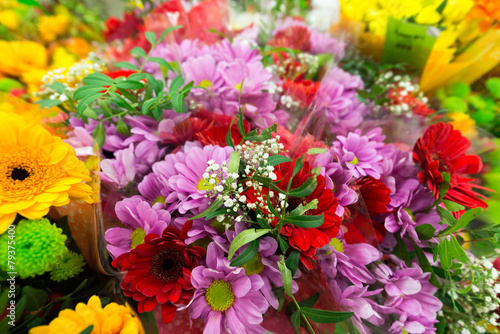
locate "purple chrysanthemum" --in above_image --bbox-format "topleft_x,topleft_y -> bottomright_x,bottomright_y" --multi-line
152,144 -> 233,214
105,196 -> 171,258
385,179 -> 440,243
330,280 -> 386,334
331,129 -> 386,179
374,261 -> 442,333
190,242 -> 269,334
320,239 -> 381,287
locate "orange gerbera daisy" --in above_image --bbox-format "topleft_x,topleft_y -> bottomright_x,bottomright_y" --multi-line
0,113 -> 93,233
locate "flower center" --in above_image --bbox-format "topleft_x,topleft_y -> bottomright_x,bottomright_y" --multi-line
150,248 -> 185,282
153,195 -> 166,205
197,177 -> 217,191
10,167 -> 30,181
243,253 -> 265,275
199,79 -> 213,88
130,228 -> 146,250
349,156 -> 359,165
205,280 -> 235,312
329,238 -> 344,253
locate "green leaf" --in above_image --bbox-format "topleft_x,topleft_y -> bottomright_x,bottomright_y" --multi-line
79,325 -> 94,334
115,80 -> 145,90
291,311 -> 301,333
245,124 -> 278,142
230,239 -> 259,267
109,92 -> 136,112
298,293 -> 320,308
253,175 -> 284,194
73,86 -> 105,101
116,116 -> 131,135
205,209 -> 236,220
449,235 -> 469,263
436,206 -> 456,226
291,159 -> 304,180
190,198 -> 223,220
277,256 -> 293,296
228,229 -> 269,260
82,107 -> 98,119
145,31 -> 157,46
415,224 -> 436,240
158,25 -> 183,44
77,93 -> 104,115
278,236 -> 289,253
82,72 -> 114,85
306,148 -> 327,155
443,200 -> 464,212
237,110 -> 246,138
93,123 -> 105,149
171,93 -> 186,113
148,57 -> 175,72
300,307 -> 354,324
439,237 -> 452,269
285,250 -> 300,276
283,214 -> 324,228
267,155 -> 293,166
289,199 -> 318,217
228,151 -> 241,174
226,116 -> 236,147
130,47 -> 147,58
21,286 -> 48,312
288,177 -> 317,198
114,62 -> 139,71
439,172 -> 451,200
437,208 -> 482,236
170,76 -> 185,93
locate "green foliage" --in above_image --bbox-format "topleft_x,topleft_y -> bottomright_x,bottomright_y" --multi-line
47,27 -> 194,149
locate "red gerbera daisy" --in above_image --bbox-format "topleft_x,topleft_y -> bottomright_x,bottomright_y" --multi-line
413,122 -> 490,209
343,177 -> 391,245
112,222 -> 205,324
245,160 -> 340,269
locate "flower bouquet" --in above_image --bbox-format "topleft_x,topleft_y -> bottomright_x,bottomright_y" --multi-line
1,1 -> 500,334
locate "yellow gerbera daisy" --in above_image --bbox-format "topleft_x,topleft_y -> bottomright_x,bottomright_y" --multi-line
29,295 -> 145,334
0,113 -> 92,233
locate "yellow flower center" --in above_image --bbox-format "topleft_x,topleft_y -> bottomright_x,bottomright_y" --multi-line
130,228 -> 146,249
329,238 -> 344,253
349,156 -> 359,165
206,280 -> 235,312
199,79 -> 213,88
243,253 -> 265,276
0,147 -> 64,201
197,177 -> 216,191
153,195 -> 166,205
235,82 -> 243,91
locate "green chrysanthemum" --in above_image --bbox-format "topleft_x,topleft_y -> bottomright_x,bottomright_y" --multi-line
50,250 -> 85,282
0,218 -> 67,279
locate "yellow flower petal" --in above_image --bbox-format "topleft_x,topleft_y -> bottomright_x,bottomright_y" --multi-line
0,212 -> 16,234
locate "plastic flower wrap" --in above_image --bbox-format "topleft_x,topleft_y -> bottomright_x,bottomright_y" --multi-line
337,0 -> 500,95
